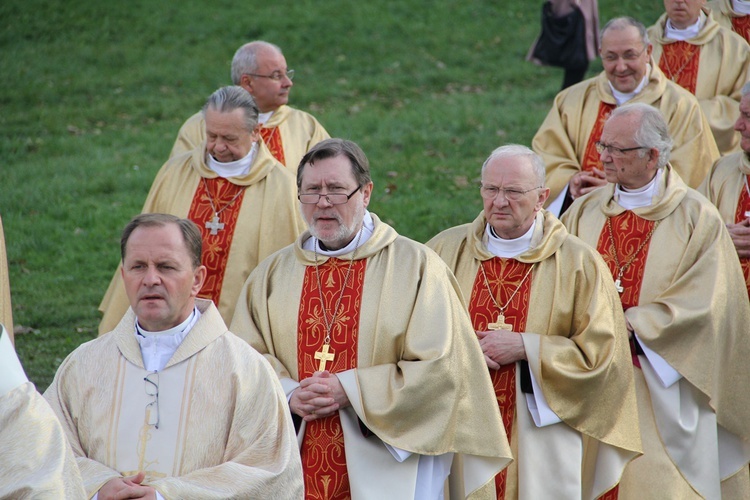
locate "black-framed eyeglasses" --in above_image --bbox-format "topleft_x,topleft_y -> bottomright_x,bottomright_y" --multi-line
298,185 -> 362,205
245,69 -> 295,81
144,371 -> 160,429
595,141 -> 649,157
479,184 -> 542,202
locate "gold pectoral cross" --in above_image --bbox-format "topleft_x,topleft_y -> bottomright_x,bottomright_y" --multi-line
314,344 -> 335,371
488,314 -> 512,331
205,215 -> 225,235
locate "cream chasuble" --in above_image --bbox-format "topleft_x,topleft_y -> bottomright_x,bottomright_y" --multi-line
45,300 -> 304,499
231,214 -> 513,499
562,166 -> 750,498
533,63 -> 719,206
0,215 -> 13,343
97,141 -> 305,334
169,104 -> 330,171
708,0 -> 750,42
0,326 -> 85,499
648,9 -> 750,155
428,211 -> 641,500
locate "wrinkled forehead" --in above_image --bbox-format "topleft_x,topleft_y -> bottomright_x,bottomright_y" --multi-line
601,27 -> 645,54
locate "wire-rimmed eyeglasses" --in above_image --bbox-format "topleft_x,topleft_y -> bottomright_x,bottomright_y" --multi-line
144,371 -> 159,429
298,185 -> 362,205
245,69 -> 295,81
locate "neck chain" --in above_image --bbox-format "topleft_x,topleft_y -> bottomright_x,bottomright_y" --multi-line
662,44 -> 699,83
479,261 -> 535,330
606,216 -> 660,293
312,227 -> 364,371
201,177 -> 245,235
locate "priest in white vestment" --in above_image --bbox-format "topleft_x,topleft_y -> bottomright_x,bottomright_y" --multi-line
0,325 -> 85,499
46,214 -> 303,499
231,139 -> 513,500
562,104 -> 750,499
169,40 -> 329,172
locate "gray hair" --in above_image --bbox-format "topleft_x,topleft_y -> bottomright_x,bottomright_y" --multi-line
742,81 -> 750,97
231,41 -> 283,85
297,138 -> 372,189
610,103 -> 673,168
121,213 -> 202,269
201,86 -> 259,132
481,144 -> 546,187
600,17 -> 650,48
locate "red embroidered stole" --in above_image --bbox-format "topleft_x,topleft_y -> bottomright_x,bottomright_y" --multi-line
468,258 -> 532,500
658,41 -> 700,93
186,178 -> 246,306
260,126 -> 286,166
582,102 -> 616,173
297,258 -> 367,500
734,182 -> 750,299
732,16 -> 750,44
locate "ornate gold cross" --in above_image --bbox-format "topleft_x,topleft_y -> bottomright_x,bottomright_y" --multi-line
314,344 -> 335,371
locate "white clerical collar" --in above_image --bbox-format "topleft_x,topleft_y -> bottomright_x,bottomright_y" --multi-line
258,111 -> 274,125
302,211 -> 375,257
135,306 -> 201,372
734,0 -> 750,15
665,11 -> 706,40
609,65 -> 651,105
206,141 -> 258,178
484,222 -> 534,258
614,169 -> 663,209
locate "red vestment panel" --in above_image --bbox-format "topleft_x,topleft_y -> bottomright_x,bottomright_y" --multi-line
582,102 -> 616,173
732,16 -> 750,44
260,126 -> 286,166
658,41 -> 700,93
733,182 -> 750,298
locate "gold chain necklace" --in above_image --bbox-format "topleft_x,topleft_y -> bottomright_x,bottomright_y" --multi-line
201,177 -> 245,235
662,44 -> 699,83
312,227 -> 364,371
479,261 -> 535,330
606,217 -> 660,293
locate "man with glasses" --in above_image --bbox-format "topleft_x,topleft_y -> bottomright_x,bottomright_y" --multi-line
427,144 -> 641,499
45,213 -> 303,499
562,104 -> 750,497
98,86 -> 304,334
648,0 -> 750,155
170,40 -> 329,172
231,138 -> 513,499
533,16 -> 718,216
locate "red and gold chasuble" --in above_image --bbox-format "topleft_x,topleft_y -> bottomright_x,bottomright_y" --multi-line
582,102 -> 616,173
468,258 -> 532,500
297,258 -> 367,500
732,16 -> 750,44
734,181 -> 750,298
658,42 -> 700,93
260,126 -> 286,166
186,178 -> 246,307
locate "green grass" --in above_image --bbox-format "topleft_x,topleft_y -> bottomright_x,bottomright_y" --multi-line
1,0 -> 664,391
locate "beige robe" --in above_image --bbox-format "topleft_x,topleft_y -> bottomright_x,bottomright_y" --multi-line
648,9 -> 750,155
427,211 -> 641,499
698,151 -> 750,221
45,300 -> 304,499
0,326 -> 85,499
231,214 -> 513,499
0,215 -> 12,343
169,104 -> 330,171
533,63 -> 719,204
97,141 -> 305,334
708,0 -> 749,35
562,166 -> 750,498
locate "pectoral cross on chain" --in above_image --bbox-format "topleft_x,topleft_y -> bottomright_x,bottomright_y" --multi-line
614,278 -> 624,293
314,344 -> 335,371
205,215 -> 225,235
488,314 -> 512,331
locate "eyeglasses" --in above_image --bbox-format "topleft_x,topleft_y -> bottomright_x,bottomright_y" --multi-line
601,45 -> 648,63
595,141 -> 649,158
245,69 -> 295,81
480,184 -> 542,201
298,185 -> 362,205
144,371 -> 159,429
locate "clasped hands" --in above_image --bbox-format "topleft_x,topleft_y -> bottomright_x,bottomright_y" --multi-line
569,167 -> 607,200
290,370 -> 350,422
476,329 -> 526,370
99,472 -> 157,500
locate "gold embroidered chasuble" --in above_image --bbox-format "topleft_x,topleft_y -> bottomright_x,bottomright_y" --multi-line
699,151 -> 750,296
707,0 -> 750,42
97,142 -> 305,334
427,211 -> 641,499
231,214 -> 513,499
648,10 -> 750,155
45,300 -> 304,499
533,63 -> 718,205
169,104 -> 330,171
0,215 -> 12,342
563,166 -> 750,497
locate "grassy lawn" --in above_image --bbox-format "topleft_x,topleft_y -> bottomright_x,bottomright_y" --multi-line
1,0 -> 663,391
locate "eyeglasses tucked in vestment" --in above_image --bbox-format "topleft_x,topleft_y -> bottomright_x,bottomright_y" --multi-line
298,185 -> 362,205
245,69 -> 295,81
144,371 -> 159,429
479,184 -> 543,201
